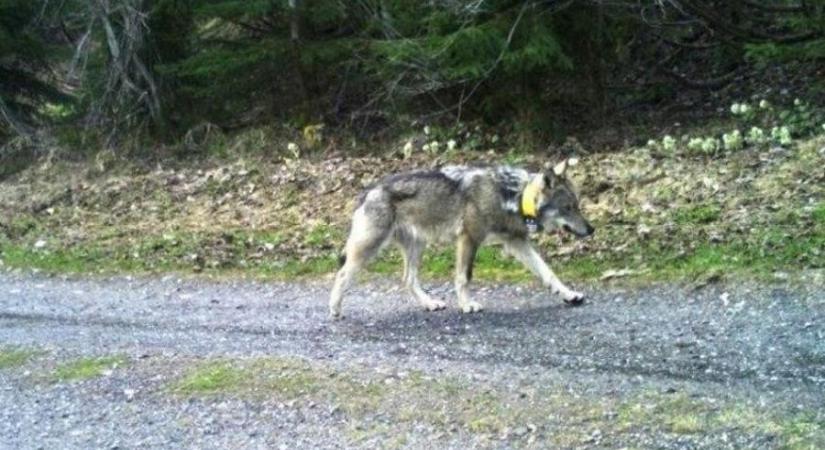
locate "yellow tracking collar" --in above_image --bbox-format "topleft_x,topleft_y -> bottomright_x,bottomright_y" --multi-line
520,176 -> 543,218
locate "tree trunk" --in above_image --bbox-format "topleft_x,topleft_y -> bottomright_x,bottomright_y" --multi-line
288,0 -> 311,120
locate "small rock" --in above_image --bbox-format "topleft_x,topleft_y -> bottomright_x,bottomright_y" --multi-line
720,292 -> 730,306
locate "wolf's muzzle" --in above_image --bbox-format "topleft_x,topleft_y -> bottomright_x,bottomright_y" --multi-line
564,223 -> 595,238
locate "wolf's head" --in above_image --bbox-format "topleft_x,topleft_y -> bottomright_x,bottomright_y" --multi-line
522,159 -> 594,238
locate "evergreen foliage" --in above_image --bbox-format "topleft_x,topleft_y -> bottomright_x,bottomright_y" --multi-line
0,0 -> 70,138
1,0 -> 823,146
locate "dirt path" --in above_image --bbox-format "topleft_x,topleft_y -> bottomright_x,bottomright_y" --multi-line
1,272 -> 823,449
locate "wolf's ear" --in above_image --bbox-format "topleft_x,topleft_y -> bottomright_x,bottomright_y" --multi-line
553,160 -> 568,176
552,157 -> 578,176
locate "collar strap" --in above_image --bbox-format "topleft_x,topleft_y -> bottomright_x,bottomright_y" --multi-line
520,175 -> 543,218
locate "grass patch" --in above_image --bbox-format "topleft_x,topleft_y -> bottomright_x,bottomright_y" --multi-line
674,203 -> 722,224
0,347 -> 40,369
780,412 -> 825,450
618,392 -> 716,434
171,358 -> 571,438
170,357 -> 386,416
668,413 -> 705,434
1,244 -> 140,274
304,222 -> 344,248
812,203 -> 825,224
52,355 -> 127,381
172,362 -> 244,394
172,358 -> 326,398
617,391 -> 825,446
2,222 -> 822,284
169,357 -> 825,446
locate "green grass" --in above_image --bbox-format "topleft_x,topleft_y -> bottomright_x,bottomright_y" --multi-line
674,203 -> 722,224
171,357 -> 386,415
172,358 -> 335,398
172,362 -> 246,394
304,223 -> 344,248
813,203 -> 825,224
52,356 -> 127,381
780,413 -> 825,450
2,222 -> 822,283
0,347 -> 40,369
616,391 -> 825,447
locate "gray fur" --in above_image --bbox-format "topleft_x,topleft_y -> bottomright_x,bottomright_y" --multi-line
329,163 -> 594,318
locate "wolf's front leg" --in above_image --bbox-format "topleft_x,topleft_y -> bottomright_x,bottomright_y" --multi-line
455,233 -> 483,313
504,238 -> 584,304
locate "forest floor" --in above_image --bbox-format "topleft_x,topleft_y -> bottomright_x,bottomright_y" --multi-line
1,133 -> 823,284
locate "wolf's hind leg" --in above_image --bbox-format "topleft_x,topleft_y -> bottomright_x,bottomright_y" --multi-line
329,203 -> 391,318
503,238 -> 584,303
397,232 -> 446,312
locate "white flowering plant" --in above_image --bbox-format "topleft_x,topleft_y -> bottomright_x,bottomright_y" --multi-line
646,135 -> 677,154
722,129 -> 743,151
402,140 -> 414,159
701,137 -> 720,154
662,135 -> 677,153
648,98 -> 822,156
687,137 -> 704,152
730,102 -> 755,121
771,126 -> 793,146
747,126 -> 765,144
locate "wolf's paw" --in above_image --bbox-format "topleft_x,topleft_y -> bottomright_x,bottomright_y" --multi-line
329,305 -> 343,320
460,301 -> 484,313
560,289 -> 585,306
421,298 -> 447,311
422,298 -> 447,312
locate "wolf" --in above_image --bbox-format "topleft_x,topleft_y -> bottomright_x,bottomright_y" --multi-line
328,159 -> 594,318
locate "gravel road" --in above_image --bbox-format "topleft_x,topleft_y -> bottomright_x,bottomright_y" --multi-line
1,271 -> 823,449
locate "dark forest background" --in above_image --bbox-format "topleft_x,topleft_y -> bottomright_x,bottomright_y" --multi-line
2,0 -> 824,158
